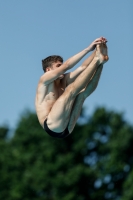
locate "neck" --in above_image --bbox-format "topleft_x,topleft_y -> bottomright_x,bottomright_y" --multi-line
54,78 -> 60,85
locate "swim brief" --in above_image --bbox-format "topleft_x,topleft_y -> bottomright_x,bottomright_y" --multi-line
44,119 -> 70,139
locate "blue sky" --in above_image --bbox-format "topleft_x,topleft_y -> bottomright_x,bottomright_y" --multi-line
0,1 -> 133,129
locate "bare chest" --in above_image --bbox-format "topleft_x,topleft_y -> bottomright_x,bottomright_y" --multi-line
36,78 -> 66,106
46,85 -> 65,101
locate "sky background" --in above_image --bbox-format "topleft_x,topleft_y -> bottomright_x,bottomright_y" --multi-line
0,0 -> 133,130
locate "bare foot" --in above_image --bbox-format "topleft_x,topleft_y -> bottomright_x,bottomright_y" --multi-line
95,43 -> 109,64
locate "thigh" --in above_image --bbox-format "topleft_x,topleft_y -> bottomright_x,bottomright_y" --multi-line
68,91 -> 85,133
47,87 -> 76,132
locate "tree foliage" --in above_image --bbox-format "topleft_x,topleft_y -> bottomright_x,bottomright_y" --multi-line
0,107 -> 133,200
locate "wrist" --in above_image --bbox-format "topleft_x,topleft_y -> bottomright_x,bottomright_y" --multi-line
84,47 -> 91,54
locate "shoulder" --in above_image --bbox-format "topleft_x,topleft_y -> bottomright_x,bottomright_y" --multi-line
39,70 -> 61,85
36,74 -> 51,94
35,78 -> 49,105
39,73 -> 49,85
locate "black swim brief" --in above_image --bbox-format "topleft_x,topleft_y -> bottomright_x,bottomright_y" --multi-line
44,119 -> 70,139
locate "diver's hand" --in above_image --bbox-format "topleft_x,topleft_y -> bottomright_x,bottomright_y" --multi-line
88,37 -> 107,51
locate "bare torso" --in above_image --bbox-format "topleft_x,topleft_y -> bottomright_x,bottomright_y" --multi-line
35,75 -> 67,127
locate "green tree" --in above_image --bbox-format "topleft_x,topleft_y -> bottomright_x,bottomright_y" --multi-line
0,107 -> 133,200
0,126 -> 11,199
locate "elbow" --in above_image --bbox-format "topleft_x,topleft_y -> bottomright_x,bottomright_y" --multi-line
80,65 -> 87,71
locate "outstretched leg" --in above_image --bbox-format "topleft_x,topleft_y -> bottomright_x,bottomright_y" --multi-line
47,44 -> 108,132
68,64 -> 103,133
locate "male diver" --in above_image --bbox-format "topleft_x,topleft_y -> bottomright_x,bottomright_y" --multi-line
35,37 -> 109,138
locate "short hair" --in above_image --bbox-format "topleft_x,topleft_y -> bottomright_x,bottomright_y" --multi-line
42,55 -> 63,72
